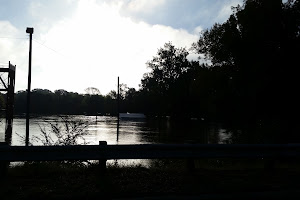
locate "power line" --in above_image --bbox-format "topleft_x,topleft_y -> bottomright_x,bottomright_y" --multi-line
33,39 -> 67,57
0,35 -> 68,58
0,36 -> 27,40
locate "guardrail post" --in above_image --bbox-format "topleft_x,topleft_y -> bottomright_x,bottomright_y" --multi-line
99,141 -> 107,174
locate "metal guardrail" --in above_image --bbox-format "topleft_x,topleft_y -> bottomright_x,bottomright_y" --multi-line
1,142 -> 300,162
1,142 -> 299,198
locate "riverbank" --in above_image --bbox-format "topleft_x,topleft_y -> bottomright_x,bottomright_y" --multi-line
0,159 -> 299,199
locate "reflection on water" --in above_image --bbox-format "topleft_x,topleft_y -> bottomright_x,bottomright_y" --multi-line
0,115 -> 235,145
0,115 -> 237,167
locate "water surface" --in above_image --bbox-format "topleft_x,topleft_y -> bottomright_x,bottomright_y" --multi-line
0,115 -> 233,146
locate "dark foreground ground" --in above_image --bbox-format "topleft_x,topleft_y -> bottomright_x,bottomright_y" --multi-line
0,159 -> 299,200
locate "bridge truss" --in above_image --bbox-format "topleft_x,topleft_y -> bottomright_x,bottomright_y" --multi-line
0,62 -> 16,145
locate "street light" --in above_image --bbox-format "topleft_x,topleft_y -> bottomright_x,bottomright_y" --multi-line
25,27 -> 33,146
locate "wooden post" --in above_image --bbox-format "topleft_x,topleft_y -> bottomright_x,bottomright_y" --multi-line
99,141 -> 107,174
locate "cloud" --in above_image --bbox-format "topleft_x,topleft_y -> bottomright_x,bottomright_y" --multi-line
193,26 -> 203,35
117,0 -> 243,33
1,0 -> 244,95
0,21 -> 28,90
214,0 -> 243,23
23,0 -> 198,95
125,0 -> 166,13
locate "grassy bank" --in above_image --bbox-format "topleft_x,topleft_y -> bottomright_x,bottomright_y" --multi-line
0,159 -> 299,199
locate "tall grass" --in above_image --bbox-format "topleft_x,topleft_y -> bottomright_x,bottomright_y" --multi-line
16,116 -> 90,146
15,116 -> 91,166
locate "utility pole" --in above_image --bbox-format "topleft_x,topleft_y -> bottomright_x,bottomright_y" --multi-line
117,76 -> 120,141
25,27 -> 34,146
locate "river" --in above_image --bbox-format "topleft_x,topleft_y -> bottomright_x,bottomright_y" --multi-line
0,115 -> 233,146
0,115 -> 238,167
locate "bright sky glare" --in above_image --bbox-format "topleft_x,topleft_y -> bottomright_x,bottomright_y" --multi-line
0,0 -> 242,95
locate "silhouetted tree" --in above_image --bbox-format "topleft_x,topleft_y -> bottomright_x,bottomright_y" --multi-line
141,42 -> 192,116
192,0 -> 299,141
85,87 -> 101,95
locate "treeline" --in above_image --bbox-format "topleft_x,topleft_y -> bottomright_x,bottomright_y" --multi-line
11,87 -> 146,116
12,89 -> 115,115
140,0 -> 299,125
2,0 -> 299,141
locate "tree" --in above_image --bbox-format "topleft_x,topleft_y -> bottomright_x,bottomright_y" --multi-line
142,42 -> 190,93
54,89 -> 68,96
192,0 -> 292,120
107,90 -> 117,100
31,89 -> 55,114
141,42 -> 192,116
85,87 -> 101,95
119,83 -> 128,100
192,0 -> 299,141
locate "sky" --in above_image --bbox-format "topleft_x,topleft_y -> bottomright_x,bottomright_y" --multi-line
0,0 -> 243,95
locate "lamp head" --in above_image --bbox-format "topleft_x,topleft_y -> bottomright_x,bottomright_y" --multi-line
26,27 -> 34,34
